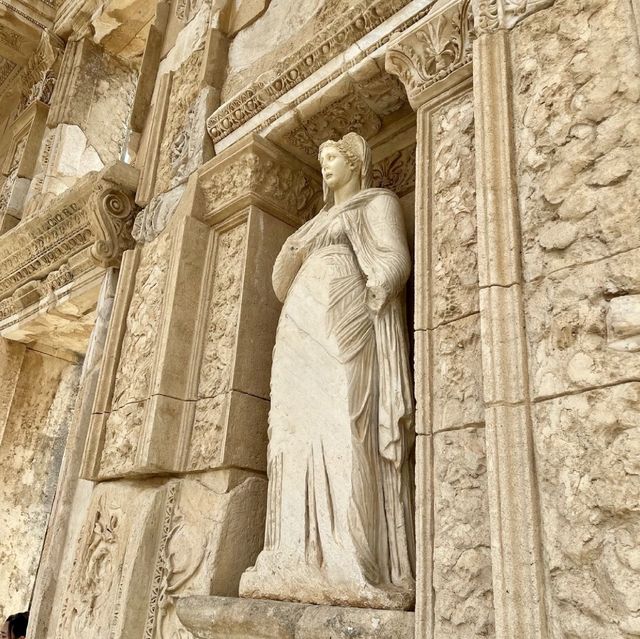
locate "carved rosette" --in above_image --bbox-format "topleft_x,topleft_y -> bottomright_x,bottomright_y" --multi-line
0,162 -> 139,325
386,0 -> 475,108
198,134 -> 322,226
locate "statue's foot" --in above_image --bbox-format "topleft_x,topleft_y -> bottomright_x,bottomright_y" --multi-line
239,557 -> 414,611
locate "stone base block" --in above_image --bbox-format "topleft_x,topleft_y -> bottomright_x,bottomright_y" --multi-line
176,596 -> 415,639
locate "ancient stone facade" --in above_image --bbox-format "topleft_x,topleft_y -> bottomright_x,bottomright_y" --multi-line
0,0 -> 637,638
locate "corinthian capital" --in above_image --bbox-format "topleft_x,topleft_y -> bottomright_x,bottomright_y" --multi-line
385,0 -> 474,109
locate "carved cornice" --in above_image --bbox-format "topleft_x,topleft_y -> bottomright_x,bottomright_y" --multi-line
197,134 -> 322,227
385,0 -> 474,108
473,0 -> 555,34
206,0 -> 419,145
0,162 -> 138,322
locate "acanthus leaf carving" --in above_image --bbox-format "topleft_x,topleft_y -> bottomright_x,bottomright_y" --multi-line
198,135 -> 322,226
500,0 -> 555,28
385,0 -> 474,107
372,144 -> 417,198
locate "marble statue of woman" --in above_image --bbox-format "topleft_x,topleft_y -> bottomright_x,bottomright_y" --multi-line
239,133 -> 415,610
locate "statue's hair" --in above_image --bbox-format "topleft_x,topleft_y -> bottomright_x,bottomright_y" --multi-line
319,132 -> 373,202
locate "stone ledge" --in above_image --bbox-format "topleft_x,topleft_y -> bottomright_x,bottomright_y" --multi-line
176,596 -> 415,639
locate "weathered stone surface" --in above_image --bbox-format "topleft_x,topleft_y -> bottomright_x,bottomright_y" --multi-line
433,427 -> 494,638
430,313 -> 484,433
155,49 -> 211,195
190,220 -> 247,468
53,471 -> 265,639
55,479 -> 169,638
511,0 -> 640,282
26,271 -> 118,639
143,472 -> 268,638
0,350 -> 79,622
429,89 -> 478,328
100,231 -> 172,475
176,595 -> 415,639
132,182 -> 186,242
34,124 -> 104,203
525,248 -> 640,399
224,0 -> 325,97
534,383 -> 640,638
607,293 -> 640,352
90,0 -> 157,59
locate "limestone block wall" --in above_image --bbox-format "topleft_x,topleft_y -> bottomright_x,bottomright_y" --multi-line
0,0 -> 637,638
510,0 -> 640,636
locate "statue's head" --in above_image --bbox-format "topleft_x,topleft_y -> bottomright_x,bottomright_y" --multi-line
318,132 -> 372,203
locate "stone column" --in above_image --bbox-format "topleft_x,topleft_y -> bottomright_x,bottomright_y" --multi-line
26,269 -> 118,639
471,2 -> 555,637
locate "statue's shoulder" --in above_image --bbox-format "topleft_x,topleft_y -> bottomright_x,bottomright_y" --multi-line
360,188 -> 402,213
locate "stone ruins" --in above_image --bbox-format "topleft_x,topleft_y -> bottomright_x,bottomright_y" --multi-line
0,0 -> 638,637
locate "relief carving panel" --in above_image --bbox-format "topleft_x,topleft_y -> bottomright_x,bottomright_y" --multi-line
155,49 -> 205,195
100,231 -> 172,476
190,221 -> 247,470
143,473 -> 268,639
56,481 -> 171,639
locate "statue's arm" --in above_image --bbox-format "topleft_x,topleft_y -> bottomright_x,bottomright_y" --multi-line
364,193 -> 411,309
272,237 -> 303,303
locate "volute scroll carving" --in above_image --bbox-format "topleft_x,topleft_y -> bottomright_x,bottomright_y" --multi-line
89,186 -> 137,267
0,162 -> 139,325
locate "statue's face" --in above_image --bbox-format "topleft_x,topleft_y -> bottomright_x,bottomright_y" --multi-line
319,145 -> 354,190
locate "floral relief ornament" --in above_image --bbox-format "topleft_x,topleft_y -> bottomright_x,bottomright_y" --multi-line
385,0 -> 474,103
473,0 -> 555,32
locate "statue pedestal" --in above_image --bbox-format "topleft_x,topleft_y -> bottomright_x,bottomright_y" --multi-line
176,595 -> 415,639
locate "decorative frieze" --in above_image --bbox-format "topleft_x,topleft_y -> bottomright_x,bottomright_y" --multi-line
206,0 -> 420,145
385,0 -> 474,108
0,162 -> 138,324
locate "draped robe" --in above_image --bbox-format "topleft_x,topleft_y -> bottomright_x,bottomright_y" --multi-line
240,188 -> 415,610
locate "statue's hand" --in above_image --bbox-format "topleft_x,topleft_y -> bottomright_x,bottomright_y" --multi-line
365,284 -> 389,315
284,237 -> 304,256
